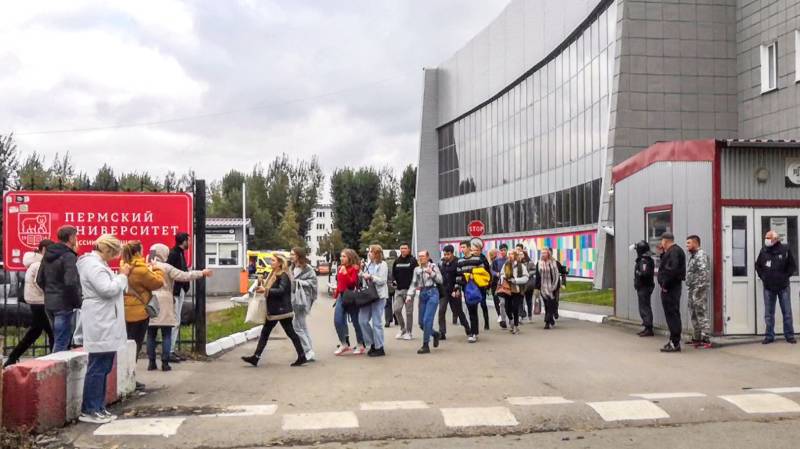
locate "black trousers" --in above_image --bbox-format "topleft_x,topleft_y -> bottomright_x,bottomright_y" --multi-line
480,292 -> 490,329
6,304 -> 53,364
465,302 -> 480,336
543,295 -> 558,325
660,286 -> 683,345
254,317 -> 304,358
126,319 -> 149,360
524,290 -> 534,318
505,293 -> 523,327
438,294 -> 469,336
637,286 -> 655,330
384,297 -> 395,325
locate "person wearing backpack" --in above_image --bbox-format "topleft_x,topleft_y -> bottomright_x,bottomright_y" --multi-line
499,250 -> 530,334
455,239 -> 491,342
632,240 -> 656,337
121,241 -> 165,363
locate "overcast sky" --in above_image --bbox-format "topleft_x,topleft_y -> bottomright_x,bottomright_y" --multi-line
1,1 -> 509,184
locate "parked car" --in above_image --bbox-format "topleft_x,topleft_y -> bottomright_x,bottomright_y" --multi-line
316,261 -> 331,275
247,250 -> 291,278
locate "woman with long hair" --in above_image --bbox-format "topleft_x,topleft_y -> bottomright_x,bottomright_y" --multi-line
359,244 -> 388,357
536,248 -> 562,329
500,250 -> 529,334
242,253 -> 307,367
333,248 -> 366,355
121,241 -> 164,361
290,246 -> 318,362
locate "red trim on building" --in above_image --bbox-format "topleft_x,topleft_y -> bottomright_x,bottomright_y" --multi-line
719,199 -> 800,207
612,139 -> 717,184
643,204 -> 673,213
712,142 -> 723,335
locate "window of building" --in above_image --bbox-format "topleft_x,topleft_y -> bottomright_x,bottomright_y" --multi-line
645,206 -> 673,256
761,41 -> 778,93
316,211 -> 325,218
206,242 -> 240,267
731,216 -> 748,277
316,223 -> 325,230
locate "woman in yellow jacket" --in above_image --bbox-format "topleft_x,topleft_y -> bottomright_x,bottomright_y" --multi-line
122,241 -> 164,361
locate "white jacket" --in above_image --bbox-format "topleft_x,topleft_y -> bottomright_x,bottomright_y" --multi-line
23,252 -> 45,305
77,252 -> 128,353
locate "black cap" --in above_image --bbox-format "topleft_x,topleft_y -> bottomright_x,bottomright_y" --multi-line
661,232 -> 675,241
443,244 -> 454,253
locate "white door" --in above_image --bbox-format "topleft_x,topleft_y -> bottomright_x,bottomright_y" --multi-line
722,208 -> 756,334
754,209 -> 800,336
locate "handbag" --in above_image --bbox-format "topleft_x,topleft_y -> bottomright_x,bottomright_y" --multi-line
495,280 -> 512,297
534,296 -> 542,315
130,287 -> 159,319
464,280 -> 483,306
245,291 -> 267,324
341,279 -> 380,307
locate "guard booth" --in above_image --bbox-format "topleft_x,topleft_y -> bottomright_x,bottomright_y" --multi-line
612,139 -> 800,336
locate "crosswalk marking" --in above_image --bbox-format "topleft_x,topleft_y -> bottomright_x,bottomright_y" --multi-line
93,417 -> 186,437
440,407 -> 519,427
200,404 -> 278,417
282,412 -> 359,431
756,387 -> 800,394
507,396 -> 574,406
630,392 -> 706,400
359,400 -> 429,411
720,394 -> 800,414
587,400 -> 670,421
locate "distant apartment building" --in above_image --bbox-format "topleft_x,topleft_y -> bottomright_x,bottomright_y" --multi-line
305,204 -> 333,264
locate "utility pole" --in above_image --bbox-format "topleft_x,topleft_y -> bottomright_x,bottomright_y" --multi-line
242,182 -> 247,269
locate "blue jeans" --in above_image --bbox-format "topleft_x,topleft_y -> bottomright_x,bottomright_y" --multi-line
419,288 -> 440,345
764,287 -> 795,340
51,310 -> 74,352
147,327 -> 173,362
359,298 -> 386,349
82,352 -> 115,414
334,300 -> 364,346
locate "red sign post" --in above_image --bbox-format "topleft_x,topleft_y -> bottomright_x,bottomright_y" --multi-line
3,191 -> 193,271
467,220 -> 485,237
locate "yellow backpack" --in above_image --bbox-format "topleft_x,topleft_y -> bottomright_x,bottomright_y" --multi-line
470,266 -> 491,288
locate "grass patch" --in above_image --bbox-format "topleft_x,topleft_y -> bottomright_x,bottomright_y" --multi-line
180,305 -> 253,343
561,281 -> 594,293
1,330 -> 50,358
560,286 -> 614,307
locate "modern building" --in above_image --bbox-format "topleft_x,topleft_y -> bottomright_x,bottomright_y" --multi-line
415,0 -> 800,287
305,204 -> 333,265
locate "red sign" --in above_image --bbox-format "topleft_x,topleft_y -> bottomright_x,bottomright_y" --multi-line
467,220 -> 485,237
3,191 -> 193,271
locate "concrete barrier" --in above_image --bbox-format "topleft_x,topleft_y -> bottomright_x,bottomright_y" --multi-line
218,336 -> 236,351
231,332 -> 247,345
116,340 -> 137,397
39,351 -> 88,422
245,326 -> 263,341
205,341 -> 223,357
2,360 -> 67,432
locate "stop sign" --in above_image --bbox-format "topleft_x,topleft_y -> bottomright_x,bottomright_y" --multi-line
467,220 -> 485,237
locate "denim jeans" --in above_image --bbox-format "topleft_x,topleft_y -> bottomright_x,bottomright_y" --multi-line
764,287 -> 795,340
50,310 -> 75,352
82,352 -> 115,414
146,327 -> 172,362
359,298 -> 386,349
419,288 -> 440,345
334,299 -> 364,346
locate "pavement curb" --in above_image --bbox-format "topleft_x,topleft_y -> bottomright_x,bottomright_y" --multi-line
558,309 -> 607,323
205,326 -> 262,357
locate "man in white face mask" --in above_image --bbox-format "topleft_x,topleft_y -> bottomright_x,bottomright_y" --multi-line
756,230 -> 797,344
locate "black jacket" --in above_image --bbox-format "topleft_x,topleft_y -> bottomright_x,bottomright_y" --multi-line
756,242 -> 797,291
439,257 -> 459,297
266,272 -> 292,318
657,244 -> 686,290
392,255 -> 418,290
634,255 -> 655,290
36,243 -> 82,312
167,246 -> 189,296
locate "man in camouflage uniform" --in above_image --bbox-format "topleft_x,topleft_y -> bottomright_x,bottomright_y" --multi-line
685,235 -> 711,346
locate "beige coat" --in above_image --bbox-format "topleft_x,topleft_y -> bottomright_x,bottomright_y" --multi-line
149,261 -> 204,327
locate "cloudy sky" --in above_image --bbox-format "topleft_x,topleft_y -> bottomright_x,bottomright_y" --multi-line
1,1 -> 509,184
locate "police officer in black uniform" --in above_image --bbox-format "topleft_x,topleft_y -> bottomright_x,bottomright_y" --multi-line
657,232 -> 686,353
633,240 -> 655,337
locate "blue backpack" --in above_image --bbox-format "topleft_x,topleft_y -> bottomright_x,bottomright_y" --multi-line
464,280 -> 483,306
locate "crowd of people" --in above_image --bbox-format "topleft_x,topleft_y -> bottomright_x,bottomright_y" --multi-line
3,226 -> 212,425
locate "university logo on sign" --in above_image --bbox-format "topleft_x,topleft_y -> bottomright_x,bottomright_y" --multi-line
18,212 -> 51,249
786,158 -> 800,187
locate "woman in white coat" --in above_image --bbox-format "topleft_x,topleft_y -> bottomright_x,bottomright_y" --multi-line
290,246 -> 317,361
146,243 -> 212,371
76,234 -> 131,424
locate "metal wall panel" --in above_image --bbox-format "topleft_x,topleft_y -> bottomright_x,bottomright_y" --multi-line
721,146 -> 800,200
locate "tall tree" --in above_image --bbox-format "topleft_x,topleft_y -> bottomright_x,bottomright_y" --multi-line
162,171 -> 178,192
391,208 -> 413,247
0,134 -> 19,192
118,172 -> 160,192
49,151 -> 75,189
17,153 -> 50,190
264,154 -> 324,241
276,200 -> 304,250
92,164 -> 118,191
177,169 -> 196,193
330,167 -> 381,249
317,228 -> 345,261
399,164 -> 417,212
71,172 -> 91,190
360,207 -> 393,250
377,167 -> 398,224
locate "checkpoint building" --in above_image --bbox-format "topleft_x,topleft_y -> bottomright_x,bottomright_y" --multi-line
413,0 -> 800,291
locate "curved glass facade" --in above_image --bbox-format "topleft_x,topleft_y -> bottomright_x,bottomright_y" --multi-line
437,2 -> 616,239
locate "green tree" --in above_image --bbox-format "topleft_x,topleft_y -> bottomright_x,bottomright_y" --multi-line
177,169 -> 196,193
391,208 -> 413,247
92,164 -> 118,191
360,207 -> 393,250
317,228 -> 345,261
399,164 -> 416,212
377,167 -> 398,224
162,171 -> 178,192
49,151 -> 75,189
330,167 -> 381,249
17,153 -> 50,190
0,134 -> 19,192
276,200 -> 304,250
118,172 -> 160,192
71,172 -> 91,190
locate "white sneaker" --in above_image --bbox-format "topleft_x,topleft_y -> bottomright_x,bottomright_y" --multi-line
305,350 -> 316,362
334,345 -> 351,356
79,412 -> 112,424
468,335 -> 477,343
403,333 -> 412,341
497,316 -> 503,323
395,332 -> 404,340
99,409 -> 118,421
352,346 -> 367,355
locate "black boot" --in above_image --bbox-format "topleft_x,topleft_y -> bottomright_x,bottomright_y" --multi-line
417,344 -> 430,354
147,360 -> 158,371
161,360 -> 172,372
433,332 -> 440,348
291,354 -> 308,367
241,355 -> 260,367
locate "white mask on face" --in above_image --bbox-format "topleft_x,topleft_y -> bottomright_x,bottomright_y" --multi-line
765,239 -> 775,247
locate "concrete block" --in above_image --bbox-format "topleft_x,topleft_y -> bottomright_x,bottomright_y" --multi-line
2,360 -> 67,432
231,332 -> 247,345
218,336 -> 236,351
40,351 -> 88,422
116,340 -> 137,398
206,341 -> 223,356
72,347 -> 118,406
246,326 -> 263,341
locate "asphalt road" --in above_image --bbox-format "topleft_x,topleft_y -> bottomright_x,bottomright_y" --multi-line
56,278 -> 800,448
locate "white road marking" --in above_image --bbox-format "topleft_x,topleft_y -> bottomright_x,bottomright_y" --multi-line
756,387 -> 800,394
440,407 -> 519,427
720,394 -> 800,414
507,396 -> 574,406
587,400 -> 670,421
630,392 -> 707,400
359,400 -> 429,411
199,404 -> 278,417
282,412 -> 359,431
93,417 -> 186,437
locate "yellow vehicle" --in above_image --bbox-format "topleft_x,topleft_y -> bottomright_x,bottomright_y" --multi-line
246,250 -> 291,278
